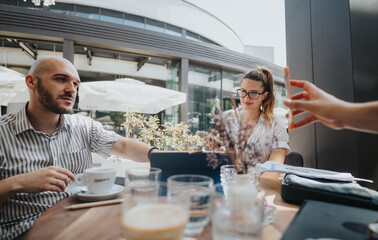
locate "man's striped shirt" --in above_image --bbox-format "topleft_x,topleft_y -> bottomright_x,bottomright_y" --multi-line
0,105 -> 121,240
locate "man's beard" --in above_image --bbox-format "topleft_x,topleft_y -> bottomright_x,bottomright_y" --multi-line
36,77 -> 74,114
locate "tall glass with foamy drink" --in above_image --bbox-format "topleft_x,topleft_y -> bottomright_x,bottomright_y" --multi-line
122,203 -> 188,240
122,182 -> 189,240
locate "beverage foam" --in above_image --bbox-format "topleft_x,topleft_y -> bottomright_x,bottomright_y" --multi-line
123,203 -> 188,233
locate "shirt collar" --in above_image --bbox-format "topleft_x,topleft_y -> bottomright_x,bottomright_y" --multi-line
59,114 -> 72,132
12,103 -> 34,136
12,103 -> 72,135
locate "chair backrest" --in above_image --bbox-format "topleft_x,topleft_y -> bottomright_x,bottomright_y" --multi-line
150,151 -> 228,183
284,152 -> 304,167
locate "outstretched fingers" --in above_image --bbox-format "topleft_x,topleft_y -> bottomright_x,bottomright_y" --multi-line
289,79 -> 305,88
291,91 -> 310,100
286,109 -> 304,118
292,115 -> 318,129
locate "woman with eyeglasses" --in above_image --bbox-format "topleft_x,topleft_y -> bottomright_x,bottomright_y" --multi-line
225,67 -> 291,165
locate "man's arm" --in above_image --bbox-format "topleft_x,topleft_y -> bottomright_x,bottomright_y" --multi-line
0,166 -> 75,204
111,137 -> 157,162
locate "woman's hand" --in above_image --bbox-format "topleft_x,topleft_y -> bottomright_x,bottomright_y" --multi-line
284,80 -> 346,130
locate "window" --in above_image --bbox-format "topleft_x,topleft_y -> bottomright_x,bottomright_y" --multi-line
165,23 -> 182,37
146,18 -> 164,33
12,2 -> 219,47
222,70 -> 243,110
188,65 -> 221,132
124,13 -> 144,29
49,3 -> 75,16
274,83 -> 286,108
186,31 -> 200,42
0,0 -> 18,6
100,9 -> 123,24
199,36 -> 215,45
19,0 -> 43,10
76,5 -> 100,20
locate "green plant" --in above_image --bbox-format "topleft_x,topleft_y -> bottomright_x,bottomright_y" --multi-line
109,112 -> 126,133
123,113 -> 205,151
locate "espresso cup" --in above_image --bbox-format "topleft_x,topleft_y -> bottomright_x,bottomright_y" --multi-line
75,167 -> 116,194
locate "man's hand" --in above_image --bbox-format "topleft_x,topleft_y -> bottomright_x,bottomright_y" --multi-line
0,166 -> 75,203
16,166 -> 75,194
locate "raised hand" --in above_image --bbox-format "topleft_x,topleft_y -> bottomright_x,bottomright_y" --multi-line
284,80 -> 345,130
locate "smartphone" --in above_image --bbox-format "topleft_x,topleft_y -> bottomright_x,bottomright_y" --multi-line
284,66 -> 294,130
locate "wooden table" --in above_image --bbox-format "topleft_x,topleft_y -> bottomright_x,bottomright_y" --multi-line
24,173 -> 299,240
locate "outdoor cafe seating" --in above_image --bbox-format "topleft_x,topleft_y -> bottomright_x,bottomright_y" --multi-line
22,151 -> 378,240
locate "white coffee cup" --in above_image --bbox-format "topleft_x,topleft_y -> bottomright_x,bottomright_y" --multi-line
75,167 -> 116,194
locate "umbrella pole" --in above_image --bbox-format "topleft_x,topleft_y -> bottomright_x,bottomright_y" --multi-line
125,108 -> 129,138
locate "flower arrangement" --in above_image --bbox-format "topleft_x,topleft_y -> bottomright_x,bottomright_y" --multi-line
123,112 -> 205,151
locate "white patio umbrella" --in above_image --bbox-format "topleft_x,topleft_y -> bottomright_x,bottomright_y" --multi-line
0,66 -> 29,103
78,78 -> 186,114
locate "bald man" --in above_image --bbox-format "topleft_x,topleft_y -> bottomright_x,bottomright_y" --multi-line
0,57 -> 155,240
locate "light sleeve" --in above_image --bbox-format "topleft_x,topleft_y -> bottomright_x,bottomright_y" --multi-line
89,119 -> 122,159
272,116 -> 291,155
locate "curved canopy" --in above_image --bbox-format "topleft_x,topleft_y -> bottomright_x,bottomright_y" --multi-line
0,66 -> 29,103
78,78 -> 186,114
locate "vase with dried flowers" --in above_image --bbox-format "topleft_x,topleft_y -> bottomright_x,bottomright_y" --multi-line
206,97 -> 270,239
203,93 -> 272,184
205,95 -> 279,238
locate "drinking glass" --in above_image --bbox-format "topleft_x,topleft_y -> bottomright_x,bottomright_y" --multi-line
212,185 -> 265,240
122,182 -> 189,240
125,167 -> 161,184
220,165 -> 236,198
247,165 -> 277,225
124,167 -> 162,201
248,164 -> 262,186
221,164 -> 262,191
167,174 -> 213,235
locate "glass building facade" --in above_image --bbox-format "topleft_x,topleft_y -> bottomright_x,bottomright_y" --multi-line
0,0 -> 287,136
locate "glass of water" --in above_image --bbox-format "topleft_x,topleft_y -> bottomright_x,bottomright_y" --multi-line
167,174 -> 213,235
212,187 -> 265,240
124,167 -> 162,201
220,165 -> 236,198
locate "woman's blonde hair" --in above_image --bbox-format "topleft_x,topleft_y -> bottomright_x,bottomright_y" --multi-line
241,67 -> 275,127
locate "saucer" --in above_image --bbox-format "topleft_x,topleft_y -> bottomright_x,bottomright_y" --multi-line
76,184 -> 124,202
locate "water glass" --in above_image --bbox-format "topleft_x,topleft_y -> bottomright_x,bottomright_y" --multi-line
125,167 -> 161,184
167,174 -> 213,235
124,167 -> 161,200
220,165 -> 236,198
248,164 -> 262,186
122,182 -> 189,240
212,187 -> 265,240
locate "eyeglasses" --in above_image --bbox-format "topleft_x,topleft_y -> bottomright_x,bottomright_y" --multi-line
236,89 -> 265,100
